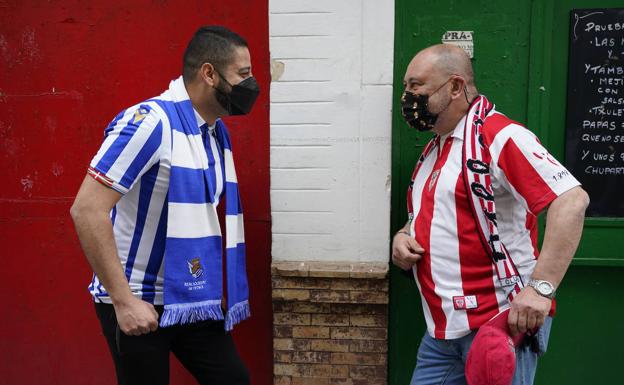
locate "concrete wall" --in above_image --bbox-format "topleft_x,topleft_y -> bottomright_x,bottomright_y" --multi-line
269,0 -> 394,262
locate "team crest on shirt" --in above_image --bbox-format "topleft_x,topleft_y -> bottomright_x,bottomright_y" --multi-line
428,169 -> 441,191
187,257 -> 204,279
453,295 -> 478,310
133,107 -> 149,124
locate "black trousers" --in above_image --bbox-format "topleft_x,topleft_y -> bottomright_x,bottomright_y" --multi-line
94,302 -> 249,385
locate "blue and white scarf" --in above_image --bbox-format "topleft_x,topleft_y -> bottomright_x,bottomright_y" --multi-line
151,77 -> 250,331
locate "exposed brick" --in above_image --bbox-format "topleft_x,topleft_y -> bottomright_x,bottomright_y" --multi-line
292,351 -> 331,364
275,364 -> 315,377
273,277 -> 332,289
272,261 -> 309,277
330,303 -> 387,315
274,338 -> 294,351
292,378 -> 329,385
274,375 -> 291,385
310,290 -> 350,303
330,327 -> 387,340
311,314 -> 350,326
331,352 -> 386,365
308,364 -> 333,377
274,313 -> 311,326
292,339 -> 311,351
272,268 -> 389,385
274,325 -> 293,338
274,364 -> 296,376
349,314 -> 386,327
274,350 -> 293,363
309,339 -> 350,352
273,289 -> 310,301
349,290 -> 388,304
330,364 -> 349,378
293,326 -> 330,339
330,379 -> 385,385
274,301 -> 331,314
330,279 -> 388,292
349,365 -> 387,380
349,340 -> 387,353
329,380 -> 353,385
329,378 -> 353,385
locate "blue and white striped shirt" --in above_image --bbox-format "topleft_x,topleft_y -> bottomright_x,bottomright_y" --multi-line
88,90 -> 225,305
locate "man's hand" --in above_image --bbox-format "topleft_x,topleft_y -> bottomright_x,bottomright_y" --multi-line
113,296 -> 159,336
508,286 -> 551,336
391,232 -> 425,270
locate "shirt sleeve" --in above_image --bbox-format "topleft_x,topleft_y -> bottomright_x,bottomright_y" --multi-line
89,104 -> 163,194
488,123 -> 580,215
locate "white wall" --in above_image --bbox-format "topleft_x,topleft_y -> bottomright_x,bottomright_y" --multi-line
269,0 -> 394,262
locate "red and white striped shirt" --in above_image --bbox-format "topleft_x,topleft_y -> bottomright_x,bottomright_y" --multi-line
409,110 -> 580,339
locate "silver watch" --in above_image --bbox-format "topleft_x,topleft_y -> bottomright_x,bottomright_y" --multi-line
527,279 -> 556,299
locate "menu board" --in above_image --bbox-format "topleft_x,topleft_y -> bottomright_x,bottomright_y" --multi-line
565,8 -> 624,217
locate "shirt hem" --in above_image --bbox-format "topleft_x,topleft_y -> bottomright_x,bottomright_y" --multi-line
90,292 -> 164,306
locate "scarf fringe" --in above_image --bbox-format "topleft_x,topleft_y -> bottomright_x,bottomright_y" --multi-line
225,300 -> 251,331
160,300 -> 224,327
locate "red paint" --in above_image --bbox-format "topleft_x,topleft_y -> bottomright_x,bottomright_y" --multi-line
0,2 -> 272,384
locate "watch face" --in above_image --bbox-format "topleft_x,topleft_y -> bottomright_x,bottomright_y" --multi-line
537,281 -> 553,295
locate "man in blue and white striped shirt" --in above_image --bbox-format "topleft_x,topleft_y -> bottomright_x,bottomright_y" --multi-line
71,26 -> 259,385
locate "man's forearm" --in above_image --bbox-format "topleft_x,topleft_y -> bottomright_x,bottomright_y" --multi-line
71,207 -> 133,304
531,187 -> 589,288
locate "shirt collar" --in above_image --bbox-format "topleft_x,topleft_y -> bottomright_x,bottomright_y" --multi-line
193,103 -> 216,133
448,114 -> 467,141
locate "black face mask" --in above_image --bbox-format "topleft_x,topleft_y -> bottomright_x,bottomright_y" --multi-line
215,72 -> 260,116
400,79 -> 451,131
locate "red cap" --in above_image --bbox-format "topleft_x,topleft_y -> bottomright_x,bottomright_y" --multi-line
465,309 -> 524,385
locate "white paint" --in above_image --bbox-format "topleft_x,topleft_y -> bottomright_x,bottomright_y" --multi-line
269,0 -> 394,262
441,31 -> 474,58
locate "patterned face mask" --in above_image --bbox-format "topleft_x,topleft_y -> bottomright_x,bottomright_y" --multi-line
400,78 -> 452,131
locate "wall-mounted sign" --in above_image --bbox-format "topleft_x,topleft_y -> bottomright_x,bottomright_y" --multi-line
565,8 -> 624,217
441,31 -> 474,58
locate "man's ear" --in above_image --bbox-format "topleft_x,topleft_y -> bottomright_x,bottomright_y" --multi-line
199,63 -> 217,87
450,76 -> 466,99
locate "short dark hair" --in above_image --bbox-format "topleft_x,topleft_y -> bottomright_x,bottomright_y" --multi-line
182,26 -> 248,83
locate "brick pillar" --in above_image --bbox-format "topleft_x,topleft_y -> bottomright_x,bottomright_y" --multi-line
271,261 -> 388,385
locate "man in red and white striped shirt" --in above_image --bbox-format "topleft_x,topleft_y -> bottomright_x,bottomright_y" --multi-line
392,44 -> 589,385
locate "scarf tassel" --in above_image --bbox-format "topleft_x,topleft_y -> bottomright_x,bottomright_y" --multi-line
225,300 -> 251,331
160,300 -> 224,327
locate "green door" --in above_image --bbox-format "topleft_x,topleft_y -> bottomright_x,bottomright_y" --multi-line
390,1 -> 624,384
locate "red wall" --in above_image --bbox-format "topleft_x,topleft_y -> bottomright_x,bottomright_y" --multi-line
0,2 -> 272,384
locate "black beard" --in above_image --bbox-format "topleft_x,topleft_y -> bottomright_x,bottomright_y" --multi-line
214,83 -> 232,115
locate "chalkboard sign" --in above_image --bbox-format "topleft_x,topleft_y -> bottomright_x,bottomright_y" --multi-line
565,8 -> 624,217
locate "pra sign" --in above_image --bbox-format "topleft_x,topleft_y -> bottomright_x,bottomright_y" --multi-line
441,31 -> 474,58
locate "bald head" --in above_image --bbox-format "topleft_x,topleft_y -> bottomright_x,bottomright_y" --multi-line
413,44 -> 475,87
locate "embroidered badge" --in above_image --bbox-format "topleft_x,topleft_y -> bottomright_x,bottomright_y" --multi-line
453,295 -> 478,310
429,169 -> 441,191
133,107 -> 149,124
187,257 -> 204,279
